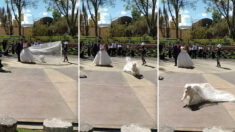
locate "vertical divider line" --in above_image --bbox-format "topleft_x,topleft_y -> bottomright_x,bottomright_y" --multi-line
157,0 -> 160,131
78,0 -> 81,131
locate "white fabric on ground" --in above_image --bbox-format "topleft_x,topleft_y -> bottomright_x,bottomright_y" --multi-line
181,83 -> 235,106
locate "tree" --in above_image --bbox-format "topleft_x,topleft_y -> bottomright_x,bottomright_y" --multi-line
159,2 -> 170,38
85,0 -> 114,37
204,0 -> 235,39
164,0 -> 196,39
81,1 -> 89,36
52,9 -> 61,21
123,0 -> 157,37
131,7 -> 141,21
212,9 -> 222,24
0,4 -> 13,35
45,0 -> 78,36
10,0 -> 36,36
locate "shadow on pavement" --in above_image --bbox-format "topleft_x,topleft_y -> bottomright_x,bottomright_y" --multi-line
184,101 -> 219,111
0,69 -> 11,73
144,64 -> 156,69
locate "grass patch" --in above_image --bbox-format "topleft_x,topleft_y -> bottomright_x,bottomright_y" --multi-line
17,128 -> 42,132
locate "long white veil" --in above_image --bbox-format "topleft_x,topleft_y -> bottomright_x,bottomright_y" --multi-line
29,41 -> 62,55
29,41 -> 63,64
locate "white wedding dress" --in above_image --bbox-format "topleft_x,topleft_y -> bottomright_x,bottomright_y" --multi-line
20,43 -> 35,63
177,47 -> 194,68
181,83 -> 235,106
93,44 -> 112,66
123,57 -> 140,76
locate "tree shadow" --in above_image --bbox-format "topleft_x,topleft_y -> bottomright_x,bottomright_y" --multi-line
184,101 -> 220,111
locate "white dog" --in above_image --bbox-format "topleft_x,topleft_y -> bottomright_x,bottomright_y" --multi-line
181,83 -> 235,106
123,57 -> 140,76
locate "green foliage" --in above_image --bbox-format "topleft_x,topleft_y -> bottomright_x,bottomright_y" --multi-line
0,35 -> 77,43
131,7 -> 141,21
52,9 -> 61,21
80,36 -> 156,44
212,9 -> 221,24
17,128 -> 41,132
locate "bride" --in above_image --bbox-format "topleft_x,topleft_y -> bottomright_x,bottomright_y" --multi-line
177,46 -> 194,68
20,40 -> 35,63
93,41 -> 112,66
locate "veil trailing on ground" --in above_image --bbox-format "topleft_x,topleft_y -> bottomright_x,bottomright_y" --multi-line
29,41 -> 63,64
181,83 -> 235,106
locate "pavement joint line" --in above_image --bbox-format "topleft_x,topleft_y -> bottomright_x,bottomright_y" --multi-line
122,72 -> 157,122
202,73 -> 235,122
43,68 -> 78,116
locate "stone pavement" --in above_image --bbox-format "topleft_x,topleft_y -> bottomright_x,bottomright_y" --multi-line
80,57 -> 157,129
0,55 -> 78,123
160,59 -> 235,131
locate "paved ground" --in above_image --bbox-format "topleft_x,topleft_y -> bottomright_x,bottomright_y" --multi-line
160,58 -> 235,131
80,57 -> 157,129
0,55 -> 78,123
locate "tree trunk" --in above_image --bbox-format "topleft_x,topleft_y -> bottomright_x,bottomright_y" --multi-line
18,8 -> 21,36
175,10 -> 179,39
95,6 -> 98,37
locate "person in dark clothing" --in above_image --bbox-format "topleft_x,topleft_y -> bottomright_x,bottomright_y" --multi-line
16,39 -> 23,62
216,44 -> 222,67
131,45 -> 135,57
2,40 -> 9,56
173,44 -> 180,66
92,43 -> 99,57
12,41 -> 15,54
87,43 -> 91,57
141,43 -> 146,65
168,45 -> 172,58
63,41 -> 69,62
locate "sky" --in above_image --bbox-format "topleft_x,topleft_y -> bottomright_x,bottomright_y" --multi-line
81,0 -> 132,25
159,0 -> 212,26
0,0 -> 52,24
83,0 -> 212,26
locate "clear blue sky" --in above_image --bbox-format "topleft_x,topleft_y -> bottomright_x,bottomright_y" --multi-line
0,0 -> 52,24
159,0 -> 212,26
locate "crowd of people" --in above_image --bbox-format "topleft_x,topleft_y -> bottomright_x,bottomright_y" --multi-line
160,43 -> 219,60
80,41 -> 148,66
160,42 -> 222,68
80,41 -> 146,59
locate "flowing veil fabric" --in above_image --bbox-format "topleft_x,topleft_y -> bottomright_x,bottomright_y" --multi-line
182,83 -> 235,106
26,41 -> 63,64
29,41 -> 62,55
177,47 -> 194,68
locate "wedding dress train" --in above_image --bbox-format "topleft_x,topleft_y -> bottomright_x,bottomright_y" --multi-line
181,83 -> 235,106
